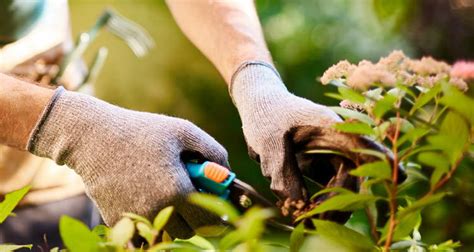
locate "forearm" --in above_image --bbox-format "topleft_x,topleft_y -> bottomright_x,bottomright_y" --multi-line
0,73 -> 54,149
166,0 -> 272,84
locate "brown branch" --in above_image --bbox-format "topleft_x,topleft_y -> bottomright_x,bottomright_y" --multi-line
427,154 -> 464,196
384,111 -> 402,251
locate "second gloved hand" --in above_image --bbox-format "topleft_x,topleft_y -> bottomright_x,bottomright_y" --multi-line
27,88 -> 229,238
231,62 -> 382,201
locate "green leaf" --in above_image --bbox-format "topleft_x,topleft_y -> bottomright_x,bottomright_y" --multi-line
109,217 -> 135,247
396,127 -> 430,147
440,83 -> 474,124
188,193 -> 239,223
334,122 -> 375,135
0,186 -> 30,223
427,112 -> 469,165
310,187 -> 354,201
301,236 -> 352,252
91,225 -> 109,240
123,212 -> 153,227
349,161 -> 391,180
352,148 -> 387,161
398,167 -> 429,194
417,152 -> 450,186
398,193 -> 446,220
399,145 -> 439,161
162,231 -> 173,242
311,219 -> 375,252
0,244 -> 33,252
429,240 -> 462,251
344,209 -> 373,238
411,84 -> 441,114
216,207 -> 273,250
373,94 -> 397,118
261,242 -> 290,249
380,211 -> 421,243
395,84 -> 417,98
137,222 -> 156,245
389,117 -> 414,133
59,216 -> 101,252
153,206 -> 174,232
338,86 -> 366,103
373,121 -> 391,139
148,242 -> 183,251
304,149 -> 350,159
361,178 -> 386,189
238,207 -> 274,240
290,223 -> 305,252
194,225 -> 228,237
330,107 -> 375,125
175,235 -> 215,250
219,230 -> 243,250
325,92 -> 344,101
296,194 -> 380,221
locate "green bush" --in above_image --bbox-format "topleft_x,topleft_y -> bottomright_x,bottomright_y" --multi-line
1,51 -> 472,252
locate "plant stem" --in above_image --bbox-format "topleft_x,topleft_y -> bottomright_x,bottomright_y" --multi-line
384,112 -> 402,251
360,177 -> 380,242
365,207 -> 380,242
427,154 -> 463,196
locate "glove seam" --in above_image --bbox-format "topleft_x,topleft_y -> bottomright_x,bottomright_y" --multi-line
27,86 -> 66,152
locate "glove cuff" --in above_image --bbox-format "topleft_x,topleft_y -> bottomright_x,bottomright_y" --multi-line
26,87 -> 111,184
229,60 -> 288,106
27,86 -> 66,153
230,60 -> 281,91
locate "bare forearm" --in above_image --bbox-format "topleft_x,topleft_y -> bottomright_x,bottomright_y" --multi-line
166,0 -> 272,84
0,73 -> 53,149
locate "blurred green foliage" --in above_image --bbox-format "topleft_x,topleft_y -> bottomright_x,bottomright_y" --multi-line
69,0 -> 412,194
69,0 -> 473,250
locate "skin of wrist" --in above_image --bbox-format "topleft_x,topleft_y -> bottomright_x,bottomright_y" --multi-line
0,74 -> 54,149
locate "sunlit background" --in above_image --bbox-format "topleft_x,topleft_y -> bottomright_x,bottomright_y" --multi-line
69,0 -> 474,250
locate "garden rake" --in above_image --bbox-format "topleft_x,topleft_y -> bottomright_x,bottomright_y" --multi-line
52,8 -> 154,89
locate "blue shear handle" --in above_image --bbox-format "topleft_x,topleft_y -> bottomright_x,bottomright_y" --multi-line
185,161 -> 236,199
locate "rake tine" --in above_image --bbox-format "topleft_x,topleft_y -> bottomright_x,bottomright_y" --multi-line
107,21 -> 153,55
76,47 -> 109,91
53,11 -> 112,84
106,11 -> 154,47
53,8 -> 154,84
105,9 -> 154,56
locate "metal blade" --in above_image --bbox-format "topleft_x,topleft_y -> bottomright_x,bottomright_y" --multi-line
229,179 -> 274,210
229,179 -> 294,231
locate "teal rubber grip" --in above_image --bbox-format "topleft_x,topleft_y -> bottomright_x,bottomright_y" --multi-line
185,161 -> 236,199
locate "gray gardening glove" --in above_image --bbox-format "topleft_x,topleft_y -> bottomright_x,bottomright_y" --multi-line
27,87 -> 228,238
231,61 -> 382,201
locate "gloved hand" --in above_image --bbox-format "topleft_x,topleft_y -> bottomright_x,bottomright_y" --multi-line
27,87 -> 228,238
230,61 -> 384,201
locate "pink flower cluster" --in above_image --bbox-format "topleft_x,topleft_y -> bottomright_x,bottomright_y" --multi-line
451,61 -> 474,81
320,51 -> 469,91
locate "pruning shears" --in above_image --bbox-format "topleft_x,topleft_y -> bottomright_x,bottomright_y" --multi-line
185,161 -> 294,231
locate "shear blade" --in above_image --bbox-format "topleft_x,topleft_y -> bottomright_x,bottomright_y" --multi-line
229,179 -> 294,231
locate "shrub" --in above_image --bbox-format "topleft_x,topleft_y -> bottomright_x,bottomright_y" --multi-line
1,52 -> 473,252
